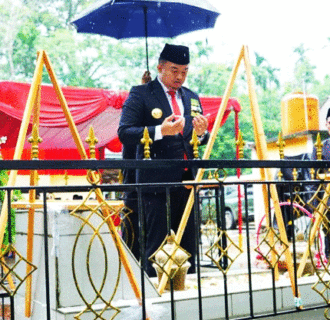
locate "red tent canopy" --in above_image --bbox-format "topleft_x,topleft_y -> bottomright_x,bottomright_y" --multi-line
0,81 -> 241,174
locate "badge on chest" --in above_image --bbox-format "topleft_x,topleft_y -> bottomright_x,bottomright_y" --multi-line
190,98 -> 202,117
151,108 -> 163,119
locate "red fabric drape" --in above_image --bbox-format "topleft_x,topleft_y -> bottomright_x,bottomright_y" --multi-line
0,81 -> 241,175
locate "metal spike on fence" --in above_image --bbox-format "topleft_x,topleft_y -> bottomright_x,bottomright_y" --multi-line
276,131 -> 285,160
315,133 -> 323,161
235,130 -> 245,159
276,131 -> 285,181
85,126 -> 98,160
140,127 -> 153,160
190,129 -> 201,159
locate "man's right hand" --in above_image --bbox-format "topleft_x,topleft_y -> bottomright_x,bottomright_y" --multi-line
161,114 -> 185,136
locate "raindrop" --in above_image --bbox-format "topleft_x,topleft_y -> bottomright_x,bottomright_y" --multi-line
157,18 -> 161,24
157,2 -> 161,8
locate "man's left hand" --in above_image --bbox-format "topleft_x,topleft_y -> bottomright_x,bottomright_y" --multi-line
193,114 -> 208,136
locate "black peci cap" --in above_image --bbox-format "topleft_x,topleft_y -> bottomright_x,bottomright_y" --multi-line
327,108 -> 330,120
159,44 -> 190,65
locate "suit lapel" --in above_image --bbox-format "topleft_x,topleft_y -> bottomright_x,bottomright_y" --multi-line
180,88 -> 191,117
150,79 -> 172,118
180,88 -> 192,137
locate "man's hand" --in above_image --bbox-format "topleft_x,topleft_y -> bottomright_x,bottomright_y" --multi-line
193,114 -> 208,136
141,71 -> 151,84
161,114 -> 185,136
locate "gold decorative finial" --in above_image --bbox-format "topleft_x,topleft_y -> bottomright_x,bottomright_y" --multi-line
276,131 -> 286,160
64,170 -> 69,185
276,131 -> 285,181
140,127 -> 152,160
310,167 -> 315,180
277,170 -> 283,181
315,133 -> 323,161
235,130 -> 245,159
28,124 -> 43,159
292,168 -> 298,181
207,170 -> 213,180
85,126 -> 98,159
189,129 -> 201,159
118,170 -> 123,184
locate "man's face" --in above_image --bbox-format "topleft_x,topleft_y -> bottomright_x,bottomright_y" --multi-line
157,61 -> 189,91
326,117 -> 330,134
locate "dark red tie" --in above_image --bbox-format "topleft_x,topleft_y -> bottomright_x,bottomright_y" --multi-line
168,90 -> 181,116
168,91 -> 186,162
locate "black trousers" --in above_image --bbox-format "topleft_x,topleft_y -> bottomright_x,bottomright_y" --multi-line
121,193 -> 140,261
142,187 -> 196,277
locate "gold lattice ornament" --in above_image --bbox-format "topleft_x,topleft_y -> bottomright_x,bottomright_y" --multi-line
0,244 -> 37,296
149,231 -> 191,280
70,188 -> 123,320
254,227 -> 288,269
205,230 -> 243,274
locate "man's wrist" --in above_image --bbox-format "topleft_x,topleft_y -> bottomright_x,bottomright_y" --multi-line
198,130 -> 208,139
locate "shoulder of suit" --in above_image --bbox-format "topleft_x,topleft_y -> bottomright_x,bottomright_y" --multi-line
180,85 -> 199,98
130,79 -> 158,92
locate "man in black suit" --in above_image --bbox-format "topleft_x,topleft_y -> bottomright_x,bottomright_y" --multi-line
311,108 -> 330,258
118,44 -> 209,276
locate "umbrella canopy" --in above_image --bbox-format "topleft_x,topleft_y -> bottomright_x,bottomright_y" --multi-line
72,0 -> 220,70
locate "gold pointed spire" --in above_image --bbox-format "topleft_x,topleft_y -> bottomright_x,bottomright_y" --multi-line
235,130 -> 245,159
292,168 -> 298,181
85,126 -> 98,159
276,131 -> 285,160
28,124 -> 43,160
315,133 -> 323,161
140,127 -> 153,160
276,131 -> 286,180
118,170 -> 124,184
64,170 -> 69,185
190,129 -> 201,159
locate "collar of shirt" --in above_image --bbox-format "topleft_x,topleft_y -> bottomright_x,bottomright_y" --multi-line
157,75 -> 184,115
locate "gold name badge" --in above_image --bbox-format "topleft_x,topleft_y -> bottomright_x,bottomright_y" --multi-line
151,108 -> 162,119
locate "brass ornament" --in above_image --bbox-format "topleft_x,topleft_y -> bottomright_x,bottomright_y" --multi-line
151,108 -> 162,119
189,129 -> 200,159
235,130 -> 245,159
28,124 -> 42,160
276,131 -> 285,160
85,126 -> 98,160
315,133 -> 323,161
140,127 -> 153,160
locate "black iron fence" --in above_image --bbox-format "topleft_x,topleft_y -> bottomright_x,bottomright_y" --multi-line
1,159 -> 330,320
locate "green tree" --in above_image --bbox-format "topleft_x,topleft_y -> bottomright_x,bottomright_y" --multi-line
292,44 -> 316,91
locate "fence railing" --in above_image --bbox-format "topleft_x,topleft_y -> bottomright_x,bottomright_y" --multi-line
1,159 -> 330,320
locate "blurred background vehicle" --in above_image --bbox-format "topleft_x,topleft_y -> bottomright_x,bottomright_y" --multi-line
200,184 -> 254,229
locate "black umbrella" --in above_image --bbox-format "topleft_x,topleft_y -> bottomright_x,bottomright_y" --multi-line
72,0 -> 220,71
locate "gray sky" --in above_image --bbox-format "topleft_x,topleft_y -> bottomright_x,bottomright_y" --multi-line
179,0 -> 330,83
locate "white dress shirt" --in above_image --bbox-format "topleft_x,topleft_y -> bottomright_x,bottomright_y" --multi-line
154,76 -> 184,141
